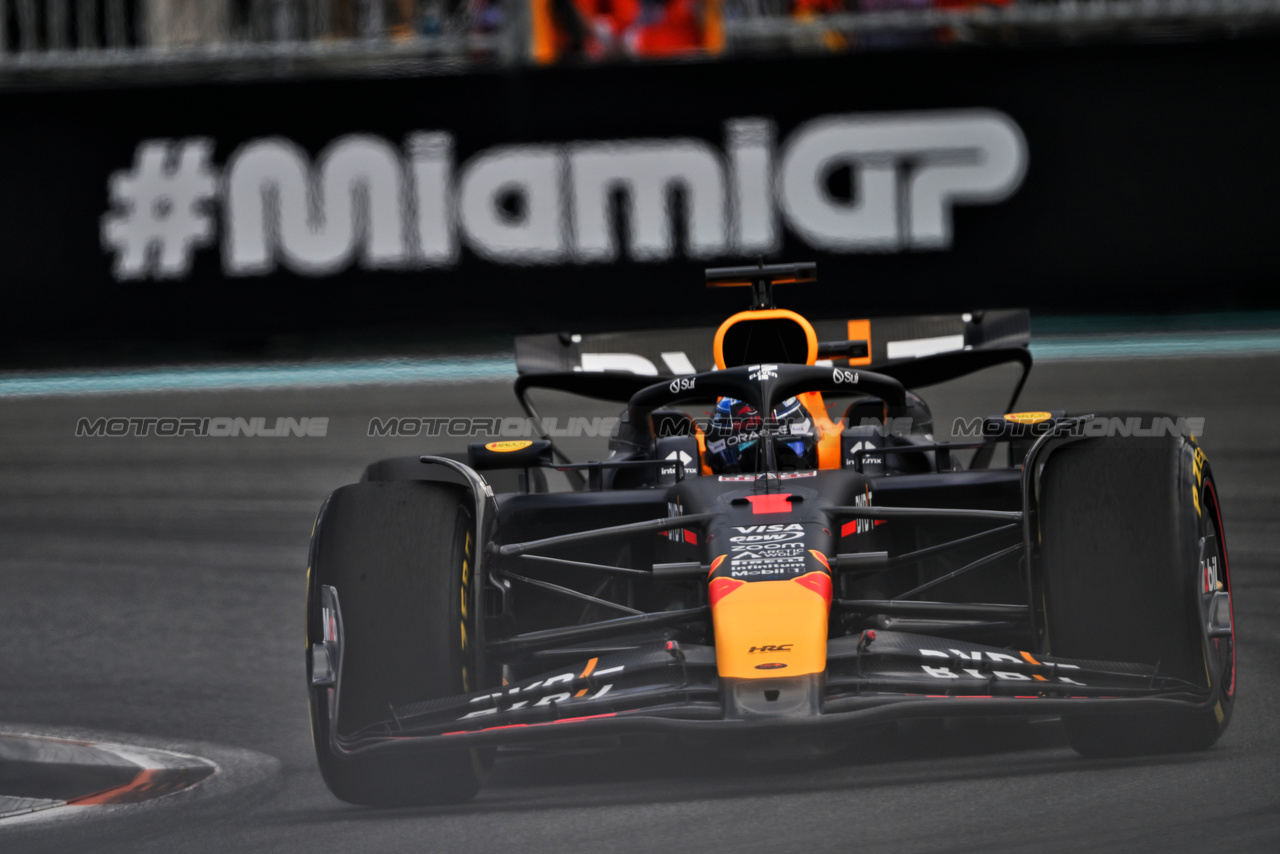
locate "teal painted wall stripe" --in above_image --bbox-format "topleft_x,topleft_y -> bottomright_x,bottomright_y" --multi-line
0,356 -> 517,397
2,326 -> 1280,397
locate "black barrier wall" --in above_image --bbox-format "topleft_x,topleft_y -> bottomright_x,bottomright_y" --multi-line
1,36 -> 1278,359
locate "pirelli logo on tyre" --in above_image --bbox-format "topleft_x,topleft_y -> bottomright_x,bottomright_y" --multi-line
484,440 -> 533,452
1003,412 -> 1052,424
460,530 -> 473,691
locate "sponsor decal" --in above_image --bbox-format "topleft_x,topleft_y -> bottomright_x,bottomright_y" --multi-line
731,525 -> 803,541
662,448 -> 695,474
485,440 -> 534,452
843,489 -> 877,536
840,519 -> 885,537
1003,412 -> 1052,425
917,649 -> 1085,685
728,527 -> 808,576
748,364 -> 779,382
459,664 -> 623,719
1202,553 -> 1221,593
721,430 -> 767,448
832,368 -> 859,385
845,440 -> 883,467
783,417 -> 813,437
755,662 -> 788,670
749,644 -> 793,653
732,545 -> 805,556
731,565 -> 806,577
729,532 -> 809,574
669,376 -> 697,395
778,470 -> 817,479
731,531 -> 804,542
667,500 -> 685,543
1193,445 -> 1208,517
731,548 -> 806,560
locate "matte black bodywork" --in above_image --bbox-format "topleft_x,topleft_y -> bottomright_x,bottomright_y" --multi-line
310,308 -> 1230,763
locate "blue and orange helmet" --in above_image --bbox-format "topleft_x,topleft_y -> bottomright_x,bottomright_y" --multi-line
704,395 -> 817,474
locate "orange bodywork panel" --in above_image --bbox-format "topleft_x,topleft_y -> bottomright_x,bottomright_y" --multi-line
694,422 -> 713,476
798,391 -> 843,470
846,319 -> 872,366
712,309 -> 818,369
712,572 -> 832,679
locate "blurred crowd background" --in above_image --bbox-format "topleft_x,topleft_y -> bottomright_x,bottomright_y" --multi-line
2,0 -> 1276,65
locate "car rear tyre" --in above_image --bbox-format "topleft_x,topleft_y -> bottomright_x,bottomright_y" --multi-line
306,481 -> 490,805
1039,431 -> 1235,758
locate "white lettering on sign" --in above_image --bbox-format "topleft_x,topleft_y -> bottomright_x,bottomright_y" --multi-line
104,111 -> 1027,280
778,112 -> 1026,251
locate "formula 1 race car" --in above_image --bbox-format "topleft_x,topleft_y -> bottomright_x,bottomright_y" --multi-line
305,263 -> 1235,806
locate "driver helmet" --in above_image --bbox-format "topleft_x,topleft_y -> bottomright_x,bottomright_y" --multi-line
705,396 -> 817,474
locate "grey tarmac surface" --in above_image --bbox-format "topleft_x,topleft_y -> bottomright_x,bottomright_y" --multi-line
0,354 -> 1277,853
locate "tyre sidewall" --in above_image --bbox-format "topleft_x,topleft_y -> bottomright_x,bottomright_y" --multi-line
305,482 -> 486,805
1042,432 -> 1234,755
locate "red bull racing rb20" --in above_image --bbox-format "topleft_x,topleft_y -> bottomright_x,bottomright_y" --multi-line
305,263 -> 1235,805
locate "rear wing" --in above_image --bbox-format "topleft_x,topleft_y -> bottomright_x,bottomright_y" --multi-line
514,309 -> 1031,393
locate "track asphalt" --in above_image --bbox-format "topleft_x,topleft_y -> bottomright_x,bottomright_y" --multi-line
0,352 -> 1276,852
